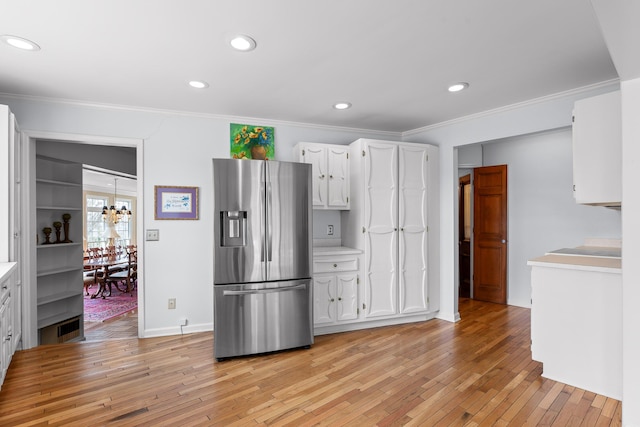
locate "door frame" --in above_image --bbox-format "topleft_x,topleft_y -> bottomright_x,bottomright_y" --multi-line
20,130 -> 144,349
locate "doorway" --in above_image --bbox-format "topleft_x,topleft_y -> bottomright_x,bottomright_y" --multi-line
458,174 -> 471,298
21,130 -> 143,349
457,165 -> 508,305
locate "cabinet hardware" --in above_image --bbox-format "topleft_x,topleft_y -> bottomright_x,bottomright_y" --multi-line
362,303 -> 366,310
333,264 -> 337,268
362,226 -> 366,233
330,298 -> 335,302
329,175 -> 333,179
338,297 -> 342,301
302,149 -> 305,156
357,277 -> 359,284
362,150 -> 366,157
346,153 -> 349,159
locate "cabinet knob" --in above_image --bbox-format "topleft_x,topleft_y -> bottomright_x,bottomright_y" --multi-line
330,298 -> 335,302
329,174 -> 333,179
333,264 -> 337,268
320,174 -> 325,179
338,297 -> 342,301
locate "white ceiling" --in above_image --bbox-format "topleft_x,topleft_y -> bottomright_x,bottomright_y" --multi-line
0,0 -> 618,133
83,168 -> 136,195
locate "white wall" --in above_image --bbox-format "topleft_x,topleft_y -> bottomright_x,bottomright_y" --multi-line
1,95 -> 396,337
621,77 -> 640,427
403,82 -> 619,321
482,128 -> 621,307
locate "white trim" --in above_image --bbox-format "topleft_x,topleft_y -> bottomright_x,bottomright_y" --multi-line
402,79 -> 621,137
21,130 -> 144,348
0,92 -> 401,139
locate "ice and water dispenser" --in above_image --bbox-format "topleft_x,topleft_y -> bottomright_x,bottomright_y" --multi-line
220,211 -> 247,247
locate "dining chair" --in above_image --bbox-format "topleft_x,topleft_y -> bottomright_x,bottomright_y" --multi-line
104,249 -> 137,296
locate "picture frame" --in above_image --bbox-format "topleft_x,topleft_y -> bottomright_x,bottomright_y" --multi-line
154,186 -> 199,220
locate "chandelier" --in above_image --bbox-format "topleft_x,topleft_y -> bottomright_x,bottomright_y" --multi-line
102,177 -> 132,224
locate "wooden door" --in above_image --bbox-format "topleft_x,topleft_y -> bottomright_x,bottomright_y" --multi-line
363,141 -> 398,318
327,146 -> 349,209
473,165 -> 508,304
458,174 -> 471,298
398,144 -> 429,314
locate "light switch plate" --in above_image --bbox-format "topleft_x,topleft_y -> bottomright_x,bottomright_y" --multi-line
146,229 -> 159,241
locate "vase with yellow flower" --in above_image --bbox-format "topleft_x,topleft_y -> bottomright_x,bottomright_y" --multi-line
230,124 -> 274,160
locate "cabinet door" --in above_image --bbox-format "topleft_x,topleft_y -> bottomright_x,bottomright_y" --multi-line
313,275 -> 335,325
0,299 -> 9,382
363,142 -> 398,318
398,145 -> 429,314
302,145 -> 327,208
327,146 -> 349,209
572,91 -> 621,205
336,273 -> 358,321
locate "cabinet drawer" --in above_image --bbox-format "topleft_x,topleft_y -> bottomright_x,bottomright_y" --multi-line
314,258 -> 358,273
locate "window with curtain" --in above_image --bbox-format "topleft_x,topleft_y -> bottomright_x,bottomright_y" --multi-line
85,193 -> 135,248
86,195 -> 108,248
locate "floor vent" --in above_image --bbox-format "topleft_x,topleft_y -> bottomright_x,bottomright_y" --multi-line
40,316 -> 81,344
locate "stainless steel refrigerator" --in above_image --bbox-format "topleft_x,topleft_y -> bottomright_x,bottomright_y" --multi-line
212,158 -> 313,361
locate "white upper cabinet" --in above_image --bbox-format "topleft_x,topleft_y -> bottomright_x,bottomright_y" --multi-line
572,91 -> 621,206
293,143 -> 350,210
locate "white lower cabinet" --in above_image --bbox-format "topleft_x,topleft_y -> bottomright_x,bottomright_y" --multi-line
313,251 -> 361,331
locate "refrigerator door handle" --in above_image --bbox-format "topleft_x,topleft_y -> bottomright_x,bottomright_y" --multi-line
222,283 -> 307,296
266,181 -> 273,262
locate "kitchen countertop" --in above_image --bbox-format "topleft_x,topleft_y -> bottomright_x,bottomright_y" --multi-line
527,252 -> 621,273
313,246 -> 363,256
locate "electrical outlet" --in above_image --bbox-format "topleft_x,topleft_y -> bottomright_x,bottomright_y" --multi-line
327,225 -> 334,235
146,229 -> 159,241
168,298 -> 176,309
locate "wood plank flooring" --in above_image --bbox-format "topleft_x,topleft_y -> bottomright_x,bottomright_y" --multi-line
0,299 -> 622,426
84,308 -> 138,342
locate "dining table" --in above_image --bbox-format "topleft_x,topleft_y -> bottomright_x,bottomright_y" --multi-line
83,254 -> 129,299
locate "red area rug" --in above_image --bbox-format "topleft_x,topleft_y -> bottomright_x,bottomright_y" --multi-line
84,290 -> 138,322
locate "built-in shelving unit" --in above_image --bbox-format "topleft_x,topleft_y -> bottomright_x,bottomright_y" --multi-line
35,155 -> 84,344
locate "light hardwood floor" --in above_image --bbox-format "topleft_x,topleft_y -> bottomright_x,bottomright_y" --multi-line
84,308 -> 138,342
0,299 -> 622,426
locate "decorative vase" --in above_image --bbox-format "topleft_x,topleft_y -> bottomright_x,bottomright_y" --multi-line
53,221 -> 62,244
62,213 -> 72,243
250,145 -> 267,160
42,227 -> 52,245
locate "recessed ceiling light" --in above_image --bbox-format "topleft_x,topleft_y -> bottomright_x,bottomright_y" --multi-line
230,35 -> 257,52
448,82 -> 469,92
1,35 -> 40,51
188,80 -> 209,89
333,102 -> 352,110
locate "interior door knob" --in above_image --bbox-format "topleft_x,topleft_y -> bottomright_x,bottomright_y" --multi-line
501,239 -> 506,243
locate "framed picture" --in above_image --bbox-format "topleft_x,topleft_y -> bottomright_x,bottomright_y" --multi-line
154,186 -> 199,220
230,123 -> 275,160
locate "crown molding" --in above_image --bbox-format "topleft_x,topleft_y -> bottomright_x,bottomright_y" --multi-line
0,92 -> 401,139
402,79 -> 620,137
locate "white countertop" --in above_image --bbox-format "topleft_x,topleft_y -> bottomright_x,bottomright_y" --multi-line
527,253 -> 621,273
313,246 -> 363,256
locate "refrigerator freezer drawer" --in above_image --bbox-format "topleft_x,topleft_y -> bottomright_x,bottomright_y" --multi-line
213,279 -> 313,360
